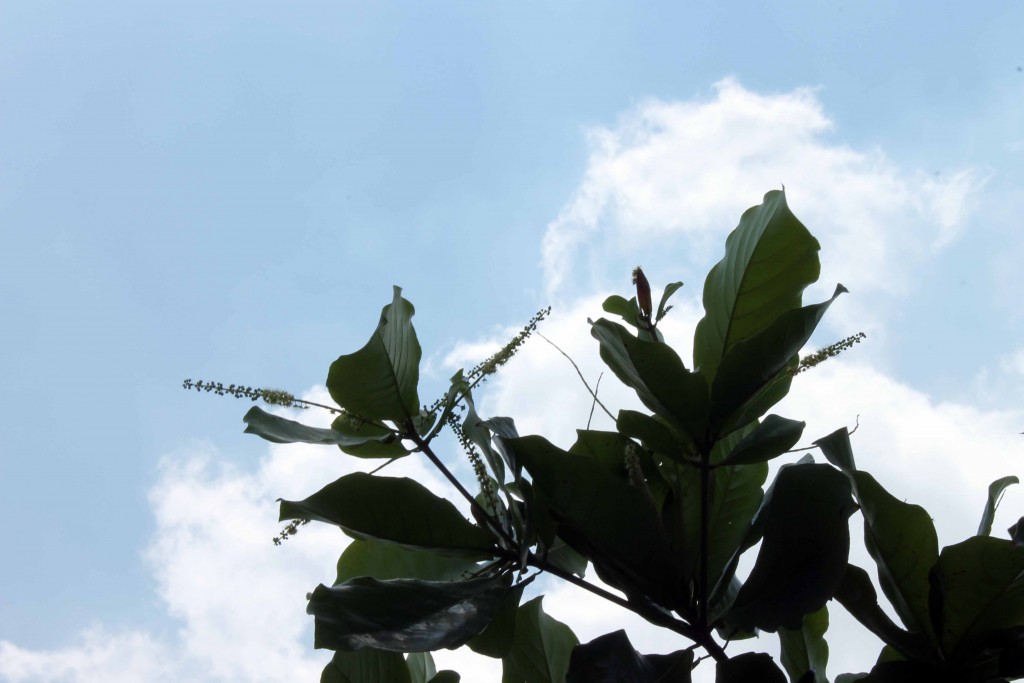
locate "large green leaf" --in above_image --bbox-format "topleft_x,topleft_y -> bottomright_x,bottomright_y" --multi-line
930,536 -> 1024,657
853,471 -> 938,645
501,597 -> 578,683
591,318 -> 709,451
719,414 -> 805,466
566,630 -> 693,683
309,575 -> 511,652
715,653 -> 787,683
832,564 -> 930,660
335,539 -> 478,584
694,189 -> 820,383
327,286 -> 421,422
279,473 -> 494,558
778,605 -> 830,683
709,284 -> 846,433
243,407 -> 403,457
726,464 -> 856,631
978,476 -> 1019,537
501,435 -> 678,606
322,649 -> 412,683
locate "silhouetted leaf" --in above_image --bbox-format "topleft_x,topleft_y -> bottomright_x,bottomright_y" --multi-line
566,630 -> 692,682
467,582 -> 526,658
321,649 -> 411,683
813,426 -> 856,471
406,652 -> 436,683
833,564 -> 930,660
930,536 -> 1024,656
715,652 -> 786,683
727,464 -> 855,631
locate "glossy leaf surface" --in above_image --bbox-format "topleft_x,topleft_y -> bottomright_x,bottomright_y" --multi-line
566,630 -> 692,683
327,286 -> 421,422
310,575 -> 510,652
501,597 -> 578,683
694,189 -> 820,383
280,473 -> 494,557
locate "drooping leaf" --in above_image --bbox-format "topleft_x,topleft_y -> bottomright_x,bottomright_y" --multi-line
543,535 -> 589,578
309,575 -> 511,652
566,630 -> 693,683
709,284 -> 846,433
726,464 -> 856,631
321,649 -> 412,683
778,605 -> 830,683
852,471 -> 938,645
501,597 -> 578,683
720,414 -> 805,465
591,318 -> 709,451
335,539 -> 478,584
406,652 -> 437,683
694,189 -> 820,384
333,412 -> 411,458
467,582 -> 526,658
243,406 -> 402,457
930,536 -> 1024,657
715,652 -> 787,683
280,473 -> 494,558
501,435 -> 678,606
813,426 -> 856,471
327,285 -> 421,422
979,476 -> 1019,537
603,294 -> 642,327
832,564 -> 930,660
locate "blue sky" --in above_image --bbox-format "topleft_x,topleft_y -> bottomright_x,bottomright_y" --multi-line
2,2 -> 1023,680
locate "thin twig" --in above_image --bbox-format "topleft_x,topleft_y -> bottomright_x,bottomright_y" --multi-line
586,373 -> 604,430
536,332 -> 616,423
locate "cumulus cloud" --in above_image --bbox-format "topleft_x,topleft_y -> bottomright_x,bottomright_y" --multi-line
1,79 -> 1012,682
540,78 -> 986,347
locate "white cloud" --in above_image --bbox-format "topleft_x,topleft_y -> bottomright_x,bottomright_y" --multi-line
540,78 -> 986,350
2,80 -> 1012,682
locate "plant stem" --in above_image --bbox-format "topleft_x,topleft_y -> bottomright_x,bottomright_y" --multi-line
407,426 -> 517,549
699,445 -> 711,633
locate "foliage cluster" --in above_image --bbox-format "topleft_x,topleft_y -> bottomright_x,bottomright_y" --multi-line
194,190 -> 1024,682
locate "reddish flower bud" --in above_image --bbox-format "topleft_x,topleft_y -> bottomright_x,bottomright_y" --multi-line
632,266 -> 652,319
